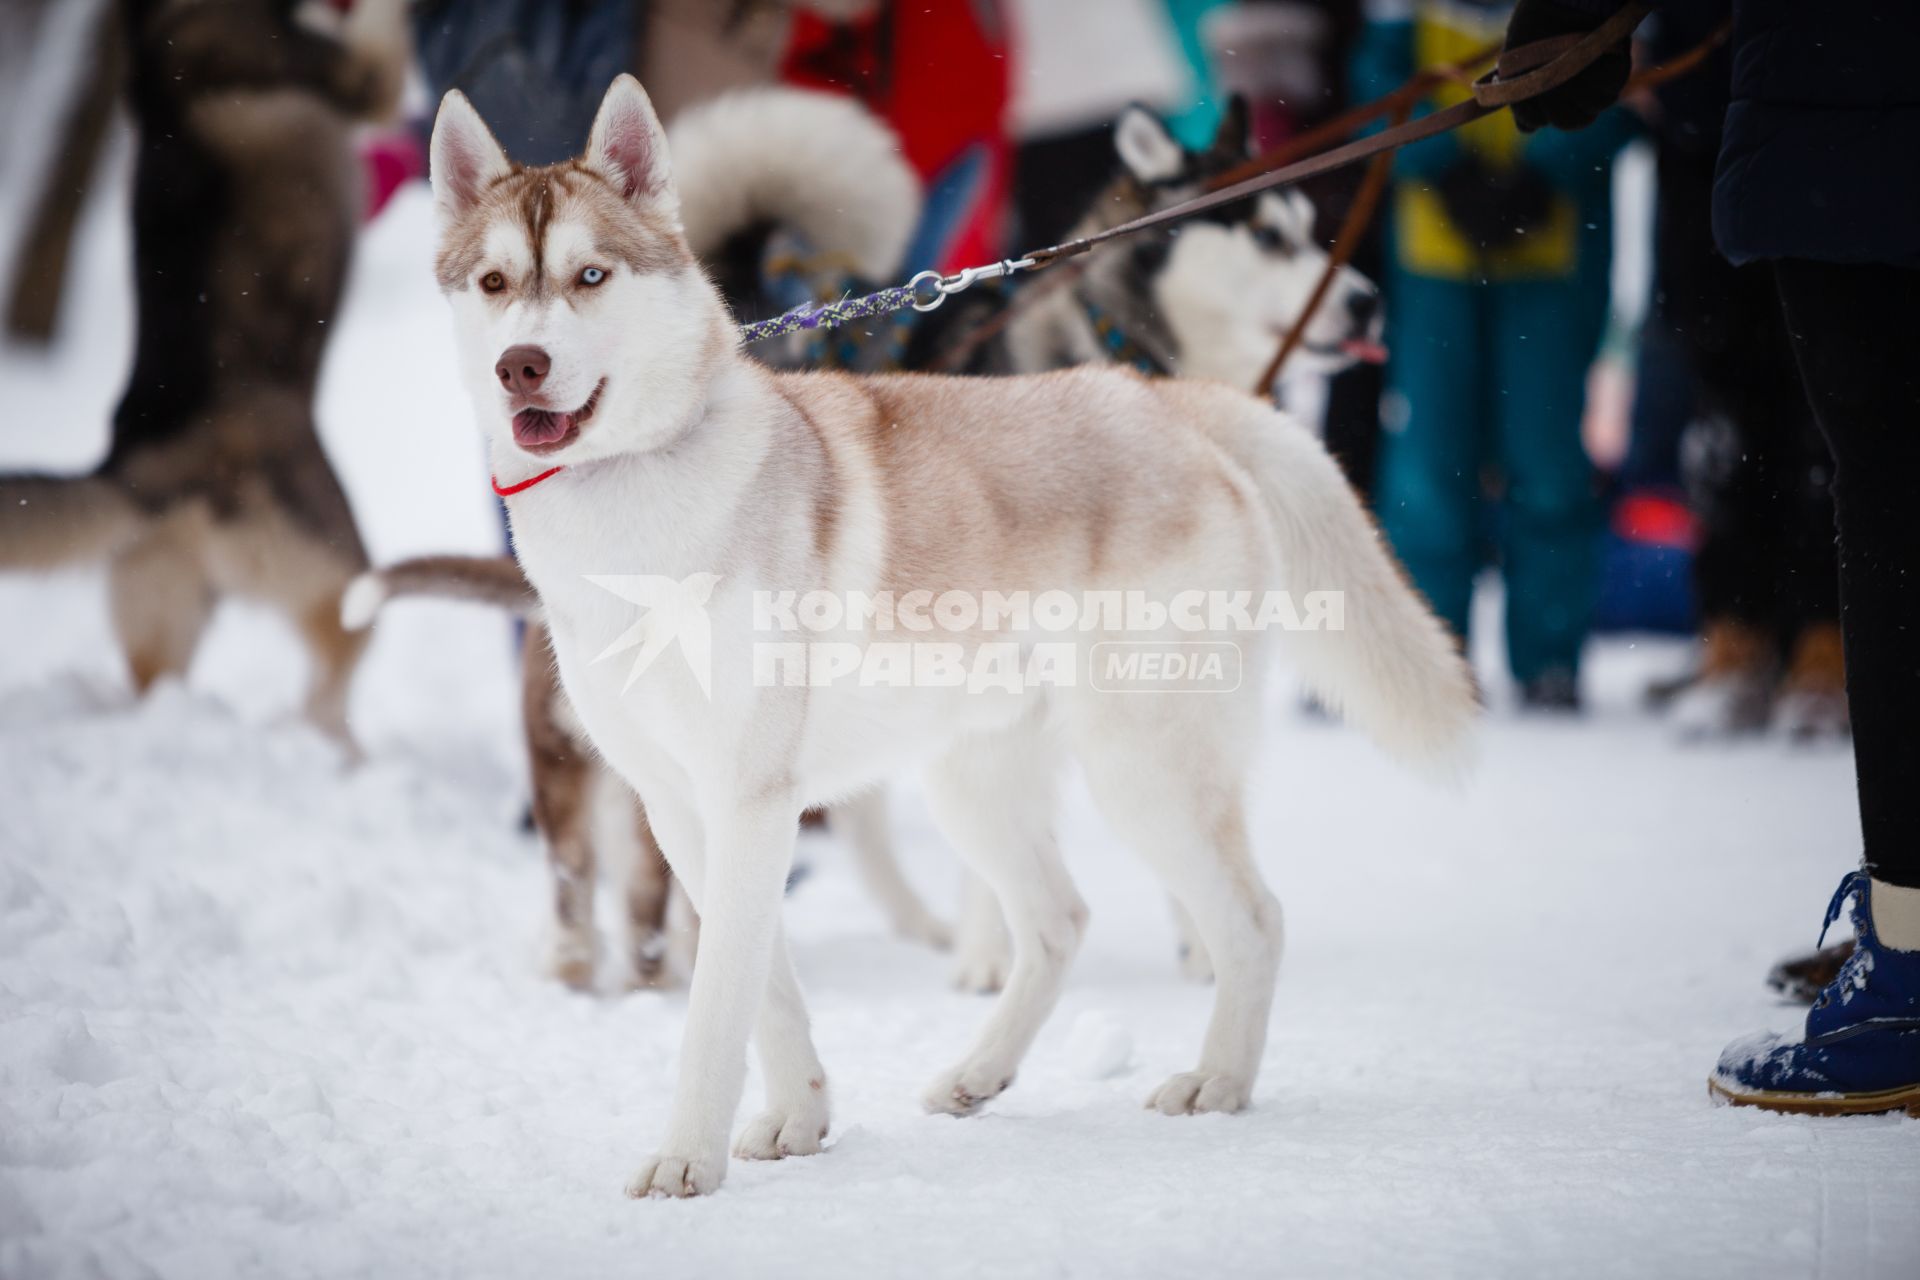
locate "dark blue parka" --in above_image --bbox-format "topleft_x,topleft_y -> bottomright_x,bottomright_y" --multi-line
1569,1 -> 1920,267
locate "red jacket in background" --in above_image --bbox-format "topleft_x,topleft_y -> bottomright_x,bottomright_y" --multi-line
782,1 -> 1013,273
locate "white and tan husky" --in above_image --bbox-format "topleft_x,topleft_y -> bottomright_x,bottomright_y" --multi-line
429,75 -> 1475,1197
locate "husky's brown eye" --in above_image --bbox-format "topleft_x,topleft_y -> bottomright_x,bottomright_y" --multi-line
480,271 -> 507,294
579,266 -> 608,287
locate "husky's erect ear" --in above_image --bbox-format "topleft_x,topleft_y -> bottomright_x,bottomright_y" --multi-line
1279,188 -> 1317,244
586,74 -> 676,215
430,89 -> 511,220
1114,105 -> 1186,185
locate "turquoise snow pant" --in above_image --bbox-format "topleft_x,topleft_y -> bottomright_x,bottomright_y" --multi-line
1375,268 -> 1605,682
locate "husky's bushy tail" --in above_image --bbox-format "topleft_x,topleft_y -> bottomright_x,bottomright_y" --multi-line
0,475 -> 143,572
667,87 -> 922,281
340,554 -> 537,631
1203,392 -> 1478,780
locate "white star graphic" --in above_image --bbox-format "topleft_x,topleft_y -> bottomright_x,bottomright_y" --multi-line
582,572 -> 720,697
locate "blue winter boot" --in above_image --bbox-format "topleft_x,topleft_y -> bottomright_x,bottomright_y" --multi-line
1710,871 -> 1920,1116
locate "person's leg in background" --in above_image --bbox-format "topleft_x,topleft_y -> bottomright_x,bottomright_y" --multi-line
1767,392 -> 1846,739
1655,150 -> 1790,733
1489,275 -> 1604,706
1711,260 -> 1920,1114
1375,269 -> 1486,646
1710,259 -> 1843,739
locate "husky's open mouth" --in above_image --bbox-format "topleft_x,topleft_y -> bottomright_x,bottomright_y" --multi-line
1297,336 -> 1390,365
513,379 -> 605,453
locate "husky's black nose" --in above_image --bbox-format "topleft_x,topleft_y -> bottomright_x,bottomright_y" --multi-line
496,345 -> 551,397
1345,290 -> 1379,331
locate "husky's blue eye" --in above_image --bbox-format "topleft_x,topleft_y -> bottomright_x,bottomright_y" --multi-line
580,266 -> 607,286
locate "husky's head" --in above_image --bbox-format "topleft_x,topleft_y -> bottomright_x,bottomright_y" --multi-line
1111,105 -> 1384,385
429,76 -> 734,466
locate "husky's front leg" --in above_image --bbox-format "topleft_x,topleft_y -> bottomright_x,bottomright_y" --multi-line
731,919 -> 831,1161
627,789 -> 801,1199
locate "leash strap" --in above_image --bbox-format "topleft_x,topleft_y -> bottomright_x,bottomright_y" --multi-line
739,278 -> 929,345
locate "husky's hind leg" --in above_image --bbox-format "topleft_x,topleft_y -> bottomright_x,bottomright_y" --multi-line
523,629 -> 600,988
295,585 -> 369,746
920,707 -> 1086,1114
623,792 -> 674,988
109,506 -> 216,693
836,786 -> 952,950
1071,690 -> 1282,1114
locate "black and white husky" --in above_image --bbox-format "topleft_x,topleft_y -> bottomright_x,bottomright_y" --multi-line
920,98 -> 1384,384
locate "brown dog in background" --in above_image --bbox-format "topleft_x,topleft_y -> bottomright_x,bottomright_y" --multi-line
0,0 -> 409,744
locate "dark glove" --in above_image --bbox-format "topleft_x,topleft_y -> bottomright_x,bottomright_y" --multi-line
1503,0 -> 1632,134
1435,154 -> 1556,253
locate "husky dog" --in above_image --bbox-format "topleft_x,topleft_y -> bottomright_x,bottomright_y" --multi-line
429,75 -> 1472,1197
345,87 -> 945,990
922,99 -> 1384,385
0,0 -> 409,744
359,93 -> 1381,995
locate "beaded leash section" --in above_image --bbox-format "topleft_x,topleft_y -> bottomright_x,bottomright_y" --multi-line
737,261 -> 1034,347
738,280 -> 932,345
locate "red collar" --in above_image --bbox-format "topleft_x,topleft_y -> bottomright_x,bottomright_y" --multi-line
491,465 -> 566,497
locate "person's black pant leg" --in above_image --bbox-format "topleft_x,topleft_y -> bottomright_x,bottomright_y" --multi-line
1774,260 -> 1920,888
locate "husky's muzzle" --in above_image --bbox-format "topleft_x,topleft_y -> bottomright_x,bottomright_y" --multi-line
513,379 -> 606,453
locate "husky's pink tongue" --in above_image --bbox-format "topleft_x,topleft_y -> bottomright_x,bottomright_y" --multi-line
1341,337 -> 1390,365
513,407 -> 571,447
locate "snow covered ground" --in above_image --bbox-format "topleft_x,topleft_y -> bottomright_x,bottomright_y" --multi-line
3,174 -> 1917,1279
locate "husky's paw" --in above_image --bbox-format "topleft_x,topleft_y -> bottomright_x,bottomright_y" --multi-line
732,1098 -> 830,1161
625,1151 -> 725,1199
548,932 -> 599,991
625,927 -> 673,990
1146,1071 -> 1250,1115
922,1062 -> 1015,1116
950,936 -> 1011,994
894,909 -> 955,952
